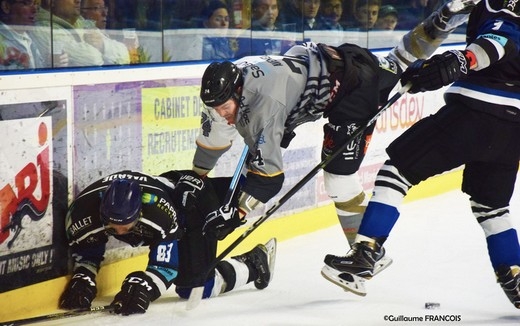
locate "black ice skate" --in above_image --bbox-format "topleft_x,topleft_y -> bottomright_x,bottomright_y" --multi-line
233,238 -> 277,290
496,265 -> 520,309
321,241 -> 392,296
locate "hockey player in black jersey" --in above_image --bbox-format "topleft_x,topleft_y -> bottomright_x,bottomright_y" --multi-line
59,170 -> 276,315
323,0 -> 520,309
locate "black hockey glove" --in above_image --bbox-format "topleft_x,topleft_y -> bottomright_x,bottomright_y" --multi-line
111,271 -> 161,316
203,205 -> 244,240
170,170 -> 206,213
59,267 -> 97,310
401,50 -> 470,94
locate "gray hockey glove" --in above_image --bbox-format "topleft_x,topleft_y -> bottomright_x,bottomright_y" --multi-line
111,271 -> 161,315
401,50 -> 472,93
203,205 -> 244,240
59,267 -> 97,309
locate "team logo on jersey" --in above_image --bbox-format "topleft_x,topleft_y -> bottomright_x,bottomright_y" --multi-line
142,193 -> 158,204
201,111 -> 212,137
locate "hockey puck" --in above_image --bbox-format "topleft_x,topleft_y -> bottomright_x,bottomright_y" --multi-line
425,302 -> 440,309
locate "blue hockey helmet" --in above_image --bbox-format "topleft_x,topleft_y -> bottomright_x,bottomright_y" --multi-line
100,179 -> 142,225
200,61 -> 243,107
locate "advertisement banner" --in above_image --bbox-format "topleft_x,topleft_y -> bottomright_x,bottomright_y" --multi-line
0,100 -> 69,292
73,82 -> 145,193
141,85 -> 204,174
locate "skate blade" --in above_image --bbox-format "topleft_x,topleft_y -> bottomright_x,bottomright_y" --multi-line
321,265 -> 367,296
264,238 -> 277,284
373,255 -> 393,276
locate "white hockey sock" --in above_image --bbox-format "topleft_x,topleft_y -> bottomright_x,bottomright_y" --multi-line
214,258 -> 250,296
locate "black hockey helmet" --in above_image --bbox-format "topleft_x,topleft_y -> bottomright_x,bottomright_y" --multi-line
200,61 -> 243,107
100,179 -> 142,225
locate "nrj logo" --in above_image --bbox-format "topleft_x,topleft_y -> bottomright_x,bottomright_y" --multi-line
0,121 -> 51,248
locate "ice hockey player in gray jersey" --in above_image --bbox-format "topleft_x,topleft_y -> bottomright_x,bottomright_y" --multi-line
194,0 -> 475,267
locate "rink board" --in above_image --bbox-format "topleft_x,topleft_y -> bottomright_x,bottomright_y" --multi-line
0,44 -> 465,322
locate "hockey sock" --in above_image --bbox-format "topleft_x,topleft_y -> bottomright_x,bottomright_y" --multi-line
323,172 -> 367,245
358,201 -> 399,240
486,229 -> 520,270
338,213 -> 364,245
216,259 -> 250,293
473,200 -> 520,269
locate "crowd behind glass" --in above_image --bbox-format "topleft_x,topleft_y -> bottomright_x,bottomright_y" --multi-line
0,0 -> 459,70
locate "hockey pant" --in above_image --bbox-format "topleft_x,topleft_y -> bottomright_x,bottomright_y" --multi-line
174,177 -> 253,299
357,100 -> 520,270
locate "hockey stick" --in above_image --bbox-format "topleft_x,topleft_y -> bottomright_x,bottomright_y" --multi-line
0,305 -> 115,326
187,83 -> 411,309
222,145 -> 250,210
185,145 -> 250,310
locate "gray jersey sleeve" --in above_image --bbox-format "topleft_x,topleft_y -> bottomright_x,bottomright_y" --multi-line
194,107 -> 239,171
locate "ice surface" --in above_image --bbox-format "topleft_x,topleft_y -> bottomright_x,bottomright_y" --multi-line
38,189 -> 520,325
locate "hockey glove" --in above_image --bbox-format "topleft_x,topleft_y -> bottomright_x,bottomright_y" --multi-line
59,267 -> 97,310
203,205 -> 244,240
401,50 -> 472,94
111,271 -> 161,316
170,170 -> 206,213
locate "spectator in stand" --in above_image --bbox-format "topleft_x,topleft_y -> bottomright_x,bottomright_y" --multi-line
348,0 -> 381,31
251,0 -> 280,31
250,0 -> 295,55
319,0 -> 346,30
202,0 -> 231,29
201,0 -> 237,60
80,0 -> 130,64
374,5 -> 399,30
80,0 -> 109,29
295,0 -> 324,31
395,0 -> 440,30
0,0 -> 47,69
31,0 -> 104,67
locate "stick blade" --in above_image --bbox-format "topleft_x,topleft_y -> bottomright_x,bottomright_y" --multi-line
185,286 -> 204,310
